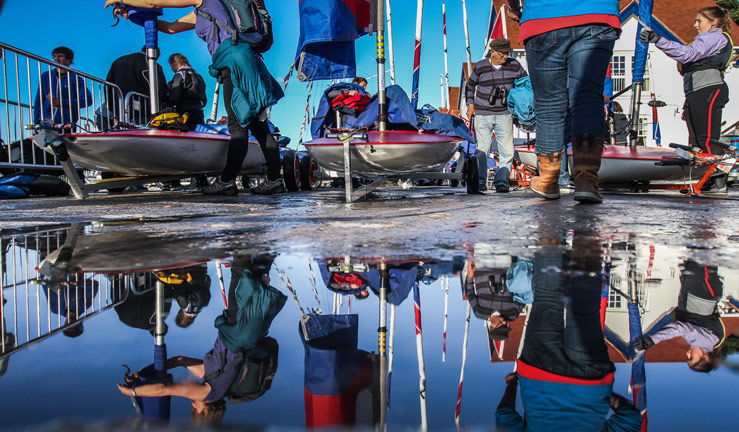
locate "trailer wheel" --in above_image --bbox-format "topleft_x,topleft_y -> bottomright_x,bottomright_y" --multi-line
300,155 -> 320,190
282,150 -> 301,191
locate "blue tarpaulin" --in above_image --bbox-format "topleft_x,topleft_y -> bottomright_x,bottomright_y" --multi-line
632,0 -> 653,83
295,0 -> 373,82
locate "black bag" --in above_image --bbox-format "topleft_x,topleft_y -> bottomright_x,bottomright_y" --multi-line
198,0 -> 273,53
205,336 -> 279,404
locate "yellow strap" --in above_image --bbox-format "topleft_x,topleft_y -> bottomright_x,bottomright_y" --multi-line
154,271 -> 192,285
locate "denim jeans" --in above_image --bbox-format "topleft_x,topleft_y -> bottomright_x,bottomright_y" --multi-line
559,145 -> 571,186
525,24 -> 618,155
473,113 -> 514,187
520,247 -> 614,379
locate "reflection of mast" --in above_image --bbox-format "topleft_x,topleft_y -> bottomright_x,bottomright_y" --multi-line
442,275 -> 449,361
388,303 -> 396,406
413,282 -> 428,430
454,302 -> 471,428
376,262 -> 389,431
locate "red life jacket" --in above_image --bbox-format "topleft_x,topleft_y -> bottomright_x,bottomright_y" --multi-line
331,92 -> 371,114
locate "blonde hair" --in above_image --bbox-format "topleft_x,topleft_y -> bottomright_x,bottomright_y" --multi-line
698,6 -> 731,35
168,53 -> 191,68
191,400 -> 226,426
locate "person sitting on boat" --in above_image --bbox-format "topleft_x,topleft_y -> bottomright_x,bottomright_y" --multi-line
167,53 -> 207,128
507,0 -> 620,204
105,46 -> 170,124
609,101 -> 630,145
115,254 -> 286,425
641,6 -> 733,194
32,46 -> 92,127
634,260 -> 729,373
466,38 -> 528,193
352,76 -> 368,90
105,0 -> 285,196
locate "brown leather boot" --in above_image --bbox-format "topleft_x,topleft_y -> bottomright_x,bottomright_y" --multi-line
572,134 -> 604,204
530,152 -> 562,199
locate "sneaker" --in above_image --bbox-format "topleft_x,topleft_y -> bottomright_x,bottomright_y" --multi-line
495,184 -> 509,193
558,183 -> 575,194
703,184 -> 728,195
203,178 -> 238,196
250,178 -> 286,195
479,183 -> 488,192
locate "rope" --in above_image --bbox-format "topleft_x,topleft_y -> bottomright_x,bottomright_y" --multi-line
273,263 -> 307,316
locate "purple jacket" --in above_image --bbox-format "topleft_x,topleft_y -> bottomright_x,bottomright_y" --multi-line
656,29 -> 730,94
650,321 -> 719,352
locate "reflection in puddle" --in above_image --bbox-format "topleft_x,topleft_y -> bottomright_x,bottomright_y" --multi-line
0,222 -> 737,430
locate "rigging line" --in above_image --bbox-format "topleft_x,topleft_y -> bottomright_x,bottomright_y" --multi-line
272,263 -> 307,316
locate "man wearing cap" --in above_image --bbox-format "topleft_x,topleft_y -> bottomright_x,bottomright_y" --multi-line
465,38 -> 528,193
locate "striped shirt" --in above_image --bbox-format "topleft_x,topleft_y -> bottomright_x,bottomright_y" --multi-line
465,58 -> 527,115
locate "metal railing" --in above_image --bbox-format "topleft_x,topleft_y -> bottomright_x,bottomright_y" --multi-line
0,42 -> 124,173
0,227 -> 153,361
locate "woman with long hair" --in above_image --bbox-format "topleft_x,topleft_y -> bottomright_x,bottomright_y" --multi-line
641,6 -> 734,192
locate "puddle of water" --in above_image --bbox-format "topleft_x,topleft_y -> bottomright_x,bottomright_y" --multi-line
0,222 -> 737,430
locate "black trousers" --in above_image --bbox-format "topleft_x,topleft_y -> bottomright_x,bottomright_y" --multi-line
685,83 -> 729,154
220,67 -> 281,183
520,246 -> 614,379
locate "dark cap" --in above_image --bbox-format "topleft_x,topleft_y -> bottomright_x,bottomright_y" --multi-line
488,38 -> 512,53
490,325 -> 511,341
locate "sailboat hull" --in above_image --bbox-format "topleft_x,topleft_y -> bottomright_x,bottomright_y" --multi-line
304,131 -> 461,177
44,129 -> 266,176
515,143 -> 715,183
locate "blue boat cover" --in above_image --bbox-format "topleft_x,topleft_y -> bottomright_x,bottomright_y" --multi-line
312,84 -> 475,143
295,0 -> 372,82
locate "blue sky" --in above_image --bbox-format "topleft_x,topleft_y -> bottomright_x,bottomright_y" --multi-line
1,0 -> 499,146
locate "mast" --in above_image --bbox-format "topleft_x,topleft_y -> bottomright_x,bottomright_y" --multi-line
440,74 -> 446,108
376,0 -> 388,131
442,2 -> 450,110
411,0 -> 424,110
386,0 -> 396,85
628,0 -> 654,146
461,0 -> 473,77
413,283 -> 428,431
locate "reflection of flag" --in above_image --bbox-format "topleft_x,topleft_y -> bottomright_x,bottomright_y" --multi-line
302,314 -> 375,428
628,303 -> 648,432
651,94 -> 661,146
600,262 -> 611,330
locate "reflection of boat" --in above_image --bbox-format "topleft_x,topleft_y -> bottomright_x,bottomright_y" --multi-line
305,131 -> 460,177
515,142 -> 715,183
50,129 -> 264,176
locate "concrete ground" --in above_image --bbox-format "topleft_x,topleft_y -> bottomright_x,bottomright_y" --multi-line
1,185 -> 738,266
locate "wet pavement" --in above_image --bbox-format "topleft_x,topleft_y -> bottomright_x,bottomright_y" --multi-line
1,187 -> 738,430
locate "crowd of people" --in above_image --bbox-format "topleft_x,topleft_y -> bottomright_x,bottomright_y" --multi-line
25,1 -> 735,201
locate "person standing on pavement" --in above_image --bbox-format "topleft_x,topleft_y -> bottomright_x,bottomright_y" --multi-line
105,0 -> 285,197
466,38 -> 528,193
507,0 -> 620,203
641,6 -> 733,194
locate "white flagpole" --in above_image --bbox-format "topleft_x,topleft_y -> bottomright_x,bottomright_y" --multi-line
440,74 -> 446,109
413,283 -> 428,431
462,0 -> 473,76
386,0 -> 396,85
442,2 -> 450,110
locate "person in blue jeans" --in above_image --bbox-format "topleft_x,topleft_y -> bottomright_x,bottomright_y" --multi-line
495,228 -> 642,431
507,0 -> 620,203
466,38 -> 528,193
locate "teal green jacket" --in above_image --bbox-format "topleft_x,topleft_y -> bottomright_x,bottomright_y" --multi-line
209,41 -> 284,126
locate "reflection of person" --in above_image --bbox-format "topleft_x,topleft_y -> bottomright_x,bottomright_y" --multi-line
1,296 -> 16,378
105,0 -> 284,196
507,0 -> 619,203
105,47 -> 169,121
635,260 -> 726,373
116,254 -> 286,425
466,38 -> 528,193
496,232 -> 642,431
159,264 -> 212,328
642,6 -> 732,193
464,261 -> 529,341
32,47 -> 93,125
167,53 -> 207,128
42,279 -> 99,338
